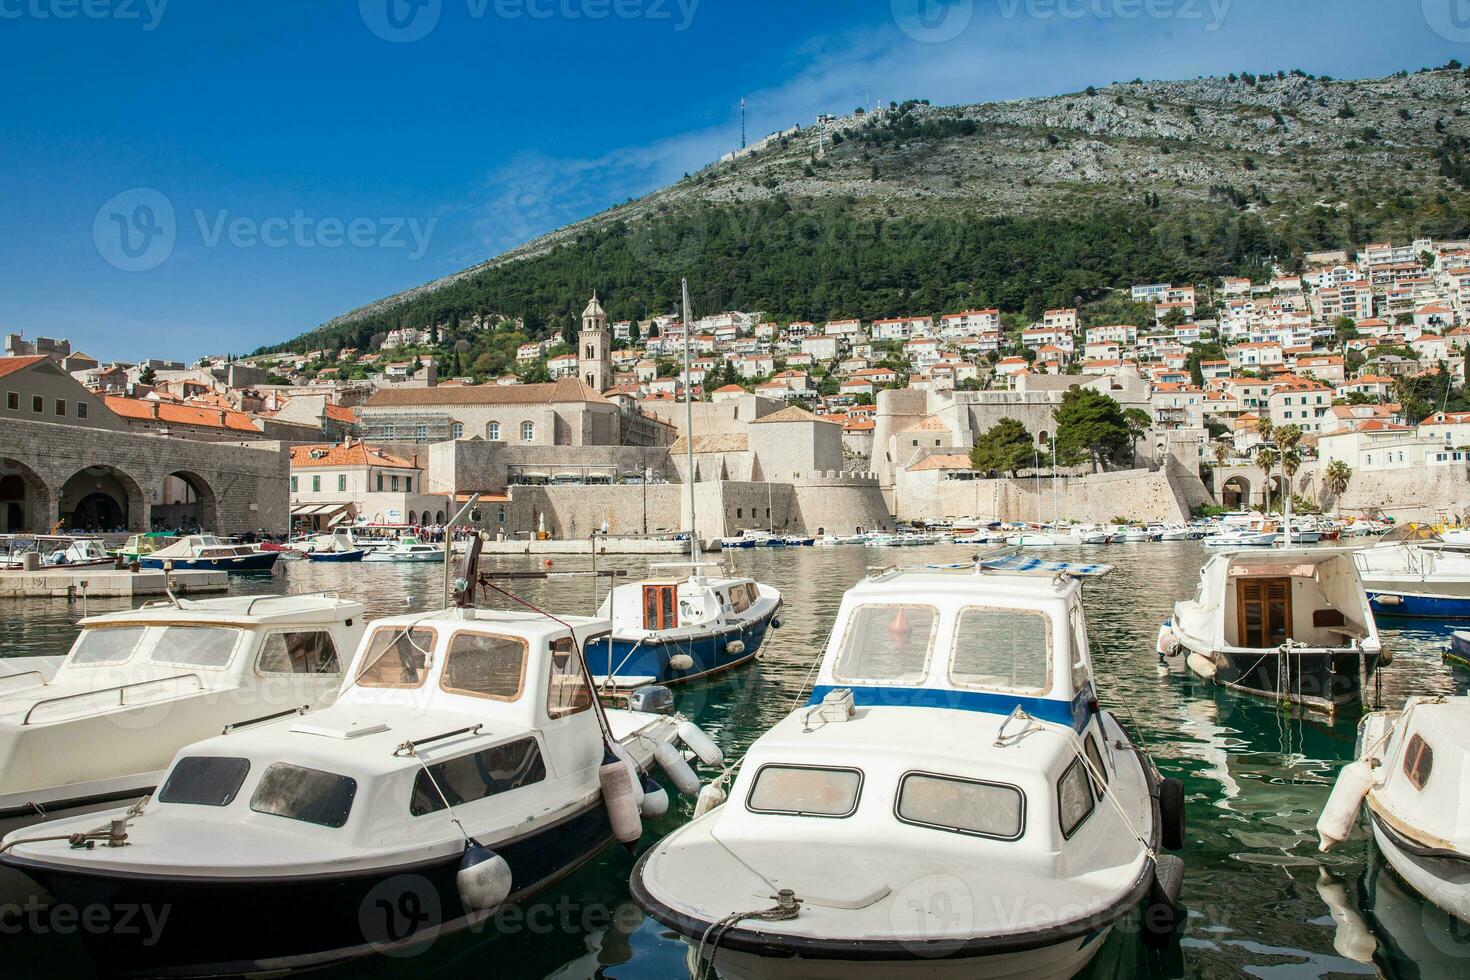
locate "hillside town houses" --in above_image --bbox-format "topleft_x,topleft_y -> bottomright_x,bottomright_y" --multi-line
7,234 -> 1470,535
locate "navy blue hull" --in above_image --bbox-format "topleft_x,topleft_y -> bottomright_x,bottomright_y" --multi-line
1,801 -> 614,976
1369,591 -> 1470,619
595,603 -> 780,686
305,549 -> 365,562
140,552 -> 279,573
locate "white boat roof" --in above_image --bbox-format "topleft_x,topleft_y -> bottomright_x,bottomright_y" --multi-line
78,593 -> 365,628
363,606 -> 607,638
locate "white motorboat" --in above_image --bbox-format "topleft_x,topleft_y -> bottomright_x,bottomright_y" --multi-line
0,593 -> 364,833
1319,695 -> 1470,924
1157,548 -> 1385,713
1006,525 -> 1059,547
590,562 -> 783,689
0,548 -> 724,975
0,535 -> 114,569
1117,525 -> 1160,543
862,532 -> 901,547
1076,524 -> 1114,544
361,534 -> 446,562
1352,523 -> 1470,618
632,556 -> 1186,979
139,534 -> 280,572
1151,524 -> 1193,542
1201,529 -> 1278,548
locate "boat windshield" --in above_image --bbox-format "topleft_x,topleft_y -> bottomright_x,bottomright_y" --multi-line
831,604 -> 937,684
354,627 -> 436,688
68,624 -> 242,669
949,607 -> 1052,695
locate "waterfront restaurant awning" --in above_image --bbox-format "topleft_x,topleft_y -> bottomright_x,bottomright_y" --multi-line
291,502 -> 352,520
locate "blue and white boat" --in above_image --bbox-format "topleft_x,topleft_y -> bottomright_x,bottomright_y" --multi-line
631,555 -> 1185,979
139,534 -> 279,573
299,529 -> 366,562
1353,524 -> 1470,618
590,563 -> 782,690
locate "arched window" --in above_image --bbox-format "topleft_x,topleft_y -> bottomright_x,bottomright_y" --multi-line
406,511 -> 416,525
435,510 -> 445,524
450,422 -> 464,440
487,421 -> 501,441
521,420 -> 535,442
585,344 -> 594,359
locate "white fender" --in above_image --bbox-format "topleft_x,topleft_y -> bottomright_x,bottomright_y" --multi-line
1317,760 -> 1373,852
1187,652 -> 1217,680
639,780 -> 670,818
667,653 -> 694,671
693,780 -> 726,818
655,740 -> 701,796
611,742 -> 644,806
599,758 -> 643,845
677,720 -> 724,767
1155,624 -> 1179,657
456,844 -> 513,912
724,639 -> 746,656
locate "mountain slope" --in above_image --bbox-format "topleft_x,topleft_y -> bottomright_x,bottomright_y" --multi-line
267,65 -> 1470,355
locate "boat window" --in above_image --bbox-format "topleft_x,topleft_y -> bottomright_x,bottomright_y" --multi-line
896,772 -> 1024,840
158,756 -> 251,807
547,637 -> 593,718
410,737 -> 547,816
950,607 -> 1051,694
69,625 -> 146,666
441,632 -> 527,702
1058,756 -> 1097,838
257,630 -> 341,675
149,626 -> 242,669
747,764 -> 862,818
1403,734 -> 1433,790
250,763 -> 357,828
727,584 -> 753,614
1083,734 -> 1108,798
832,604 -> 937,684
355,627 -> 435,689
643,584 -> 677,630
1070,605 -> 1091,695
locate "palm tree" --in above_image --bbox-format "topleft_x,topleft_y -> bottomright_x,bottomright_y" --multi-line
1212,441 -> 1231,467
1274,425 -> 1304,542
1324,459 -> 1353,515
1254,416 -> 1274,448
1254,446 -> 1279,512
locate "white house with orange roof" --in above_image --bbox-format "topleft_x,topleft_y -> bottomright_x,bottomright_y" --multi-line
710,383 -> 747,404
1086,323 -> 1138,346
938,309 -> 1000,337
1022,326 -> 1073,352
1294,353 -> 1345,384
1415,303 -> 1457,332
1411,332 -> 1452,362
1267,379 -> 1332,433
824,318 -> 863,338
802,334 -> 840,360
1042,308 -> 1077,332
1334,375 -> 1394,402
1199,359 -> 1231,381
1227,341 -> 1284,372
995,356 -> 1029,378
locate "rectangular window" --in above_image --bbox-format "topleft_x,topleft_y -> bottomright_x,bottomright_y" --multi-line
376,472 -> 384,491
149,626 -> 242,668
1058,756 -> 1097,838
54,399 -> 65,416
31,395 -> 43,413
410,737 -> 547,816
547,637 -> 593,718
896,772 -> 1024,840
69,625 -> 146,665
158,757 -> 251,807
832,604 -> 936,684
391,475 -> 399,491
950,607 -> 1051,694
747,765 -> 862,818
250,763 -> 357,828
311,475 -> 321,492
337,474 -> 346,492
404,477 -> 412,492
440,631 -> 527,701
77,401 -> 87,419
290,476 -> 298,492
257,630 -> 341,674
642,584 -> 677,630
354,627 -> 435,688
5,392 -> 16,411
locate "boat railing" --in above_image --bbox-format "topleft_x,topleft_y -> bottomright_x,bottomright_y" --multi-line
0,670 -> 48,694
244,591 -> 342,615
22,673 -> 205,725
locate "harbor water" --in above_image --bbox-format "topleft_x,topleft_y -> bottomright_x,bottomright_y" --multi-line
2,541 -> 1468,978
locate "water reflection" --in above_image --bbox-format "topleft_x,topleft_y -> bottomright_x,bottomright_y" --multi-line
2,542 -> 1468,977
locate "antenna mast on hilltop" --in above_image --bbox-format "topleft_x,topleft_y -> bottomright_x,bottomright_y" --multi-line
740,97 -> 747,149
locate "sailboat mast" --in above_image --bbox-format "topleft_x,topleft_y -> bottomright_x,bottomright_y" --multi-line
682,278 -> 698,565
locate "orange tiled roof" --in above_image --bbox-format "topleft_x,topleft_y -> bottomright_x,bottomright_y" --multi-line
289,443 -> 417,469
104,396 -> 261,432
0,355 -> 46,379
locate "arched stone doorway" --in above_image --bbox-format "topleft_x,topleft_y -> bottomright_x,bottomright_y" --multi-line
59,466 -> 145,532
0,458 -> 54,533
1220,475 -> 1251,510
153,470 -> 219,532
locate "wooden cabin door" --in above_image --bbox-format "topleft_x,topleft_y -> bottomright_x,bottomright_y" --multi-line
1237,577 -> 1292,648
643,585 -> 677,630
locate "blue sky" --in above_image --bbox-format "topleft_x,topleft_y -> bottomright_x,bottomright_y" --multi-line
0,0 -> 1465,361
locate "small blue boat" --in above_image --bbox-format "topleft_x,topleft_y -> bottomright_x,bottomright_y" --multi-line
139,535 -> 279,573
305,548 -> 364,562
1445,630 -> 1470,669
590,564 -> 782,689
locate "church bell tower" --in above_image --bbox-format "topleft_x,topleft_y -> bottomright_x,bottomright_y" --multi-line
579,292 -> 610,392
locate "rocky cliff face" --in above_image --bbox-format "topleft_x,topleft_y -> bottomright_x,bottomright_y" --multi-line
318,67 -> 1470,331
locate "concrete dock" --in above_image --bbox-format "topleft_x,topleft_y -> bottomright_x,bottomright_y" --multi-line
0,568 -> 229,599
479,538 -> 691,556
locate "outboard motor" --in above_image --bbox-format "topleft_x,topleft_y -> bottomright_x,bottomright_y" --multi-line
628,685 -> 676,715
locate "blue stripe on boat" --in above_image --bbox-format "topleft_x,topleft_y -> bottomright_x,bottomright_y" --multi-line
1368,591 -> 1470,619
806,683 -> 1094,731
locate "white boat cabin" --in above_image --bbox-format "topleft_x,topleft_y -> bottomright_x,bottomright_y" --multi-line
149,535 -> 262,561
1173,550 -> 1378,653
0,594 -> 365,822
600,570 -> 771,639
